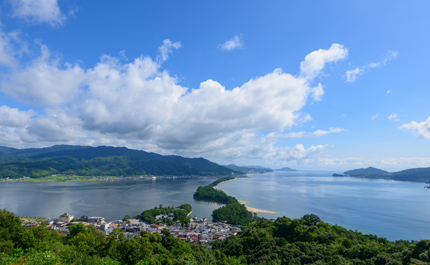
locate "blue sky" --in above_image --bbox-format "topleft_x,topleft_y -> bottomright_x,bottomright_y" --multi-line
0,0 -> 429,171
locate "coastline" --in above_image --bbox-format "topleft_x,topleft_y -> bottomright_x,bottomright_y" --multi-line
213,178 -> 236,189
214,178 -> 278,214
238,200 -> 278,214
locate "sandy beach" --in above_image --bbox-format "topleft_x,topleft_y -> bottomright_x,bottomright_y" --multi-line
238,200 -> 278,214
213,179 -> 235,189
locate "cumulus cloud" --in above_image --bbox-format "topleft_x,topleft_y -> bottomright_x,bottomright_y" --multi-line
300,43 -> 348,80
400,117 -> 430,138
218,35 -> 243,51
0,39 -> 347,163
9,0 -> 70,27
0,106 -> 35,127
346,51 -> 398,82
1,43 -> 85,106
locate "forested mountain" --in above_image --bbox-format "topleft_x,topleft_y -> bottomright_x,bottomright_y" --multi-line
0,145 -> 239,178
340,166 -> 430,182
344,167 -> 390,176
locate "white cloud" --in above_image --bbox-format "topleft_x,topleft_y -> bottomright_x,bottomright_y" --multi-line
1,43 -> 85,106
0,31 -> 28,68
158,39 -> 181,62
371,113 -> 380,120
300,43 -> 348,80
9,0 -> 69,27
386,90 -> 391,94
277,127 -> 345,138
0,40 -> 348,163
0,106 -> 35,127
311,83 -> 324,101
400,117 -> 430,138
219,35 -> 243,51
346,51 -> 398,82
388,114 -> 400,122
265,144 -> 327,161
345,68 -> 363,82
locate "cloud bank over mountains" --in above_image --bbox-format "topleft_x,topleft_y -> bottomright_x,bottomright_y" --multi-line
0,27 -> 348,164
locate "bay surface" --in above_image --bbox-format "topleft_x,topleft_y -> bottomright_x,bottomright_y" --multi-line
1,171 -> 428,241
0,177 -> 221,221
217,171 -> 430,241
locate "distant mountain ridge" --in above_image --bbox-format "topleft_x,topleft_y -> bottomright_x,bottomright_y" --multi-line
224,164 -> 273,173
344,167 -> 390,176
275,167 -> 297,171
339,166 -> 430,182
0,145 -> 240,179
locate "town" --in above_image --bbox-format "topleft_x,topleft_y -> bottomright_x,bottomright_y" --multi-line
20,211 -> 243,245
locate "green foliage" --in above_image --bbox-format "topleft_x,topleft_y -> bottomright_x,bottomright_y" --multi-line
134,204 -> 192,225
193,177 -> 254,226
1,209 -> 430,264
212,203 -> 253,226
193,176 -> 238,204
212,215 -> 430,265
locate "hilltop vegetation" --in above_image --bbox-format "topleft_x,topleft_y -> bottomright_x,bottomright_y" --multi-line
338,166 -> 430,182
0,145 -> 239,179
133,204 -> 192,226
1,209 -> 429,264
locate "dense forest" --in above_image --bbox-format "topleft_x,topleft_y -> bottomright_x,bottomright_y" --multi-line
1,209 -> 429,264
133,204 -> 192,226
0,145 -> 239,178
193,177 -> 253,226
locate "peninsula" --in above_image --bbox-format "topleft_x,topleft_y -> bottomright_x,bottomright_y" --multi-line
334,166 -> 430,182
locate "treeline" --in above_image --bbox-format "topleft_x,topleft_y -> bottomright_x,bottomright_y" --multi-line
133,204 -> 192,226
1,209 -> 429,264
0,209 -> 226,264
193,177 -> 253,226
212,214 -> 430,264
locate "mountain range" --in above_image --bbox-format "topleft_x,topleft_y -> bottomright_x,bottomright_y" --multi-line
0,145 -> 239,179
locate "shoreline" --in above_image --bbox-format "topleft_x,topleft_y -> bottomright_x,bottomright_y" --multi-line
213,178 -> 236,189
214,178 -> 278,214
238,200 -> 278,214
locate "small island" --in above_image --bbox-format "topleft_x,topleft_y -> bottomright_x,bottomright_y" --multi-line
274,167 -> 297,171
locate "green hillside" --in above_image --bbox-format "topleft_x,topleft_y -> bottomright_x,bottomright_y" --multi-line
0,145 -> 239,179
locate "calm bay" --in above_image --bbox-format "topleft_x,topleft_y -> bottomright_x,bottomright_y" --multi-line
217,171 -> 430,241
0,171 -> 429,241
0,177 -> 222,221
